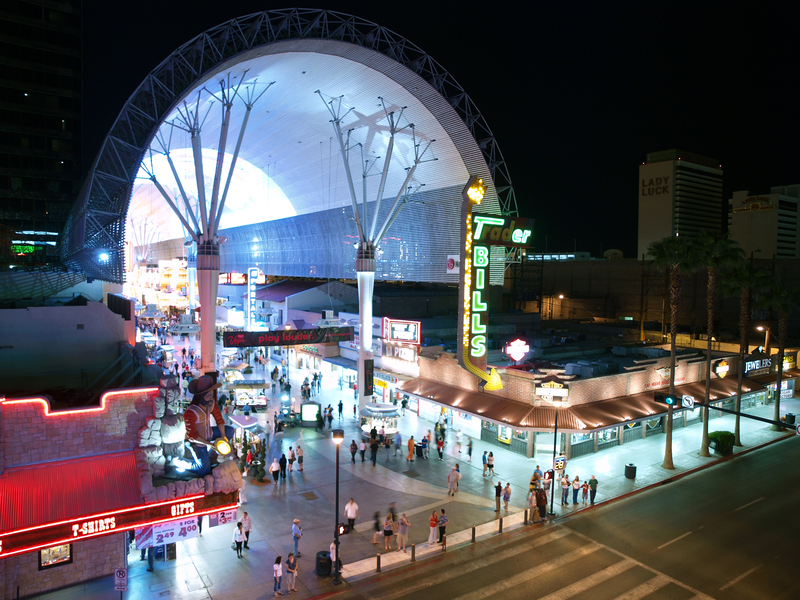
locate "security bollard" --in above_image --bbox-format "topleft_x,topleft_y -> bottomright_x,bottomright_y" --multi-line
471,525 -> 476,543
442,534 -> 447,551
411,543 -> 416,562
524,509 -> 528,525
377,552 -> 381,573
499,517 -> 503,533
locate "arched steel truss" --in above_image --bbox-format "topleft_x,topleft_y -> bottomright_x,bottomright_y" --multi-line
60,7 -> 518,283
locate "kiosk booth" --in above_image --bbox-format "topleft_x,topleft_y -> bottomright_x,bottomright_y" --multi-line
359,402 -> 399,439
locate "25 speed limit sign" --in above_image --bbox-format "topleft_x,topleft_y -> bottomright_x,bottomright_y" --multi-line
114,567 -> 128,591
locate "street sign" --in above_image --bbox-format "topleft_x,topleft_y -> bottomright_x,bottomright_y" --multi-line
554,455 -> 567,471
114,567 -> 127,591
682,395 -> 695,409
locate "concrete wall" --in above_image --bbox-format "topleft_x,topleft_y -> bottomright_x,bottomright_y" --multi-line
2,388 -> 154,468
1,533 -> 125,600
0,302 -> 127,392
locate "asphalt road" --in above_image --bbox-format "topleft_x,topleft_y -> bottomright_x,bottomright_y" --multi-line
334,436 -> 800,600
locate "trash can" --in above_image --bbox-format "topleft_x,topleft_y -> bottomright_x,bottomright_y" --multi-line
624,463 -> 637,479
786,413 -> 796,426
315,550 -> 332,577
415,443 -> 424,458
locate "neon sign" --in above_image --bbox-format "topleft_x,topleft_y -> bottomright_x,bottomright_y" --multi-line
504,339 -> 530,362
535,377 -> 569,397
714,359 -> 729,379
383,318 -> 421,345
457,176 -> 534,391
248,267 -> 259,330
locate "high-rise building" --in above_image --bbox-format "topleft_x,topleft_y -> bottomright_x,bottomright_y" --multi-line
637,149 -> 723,259
728,185 -> 800,259
0,0 -> 82,266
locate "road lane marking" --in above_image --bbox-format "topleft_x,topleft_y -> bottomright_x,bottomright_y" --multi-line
613,575 -> 669,599
535,559 -> 635,600
568,529 -> 715,600
374,528 -> 574,600
656,531 -> 692,550
451,544 -> 601,600
719,564 -> 763,590
733,497 -> 765,512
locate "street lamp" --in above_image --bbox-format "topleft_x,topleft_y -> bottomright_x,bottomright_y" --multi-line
756,325 -> 772,355
332,428 -> 344,585
283,323 -> 292,384
544,396 -> 567,517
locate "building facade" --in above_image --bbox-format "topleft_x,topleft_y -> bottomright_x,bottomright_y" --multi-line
728,185 -> 800,259
637,149 -> 724,259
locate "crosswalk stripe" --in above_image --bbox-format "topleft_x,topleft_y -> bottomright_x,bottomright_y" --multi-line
535,559 -> 636,600
451,543 -> 601,600
611,574 -> 670,600
372,528 -> 574,600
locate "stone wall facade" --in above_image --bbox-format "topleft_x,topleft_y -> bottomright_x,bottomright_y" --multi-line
2,388 -> 156,469
1,533 -> 124,599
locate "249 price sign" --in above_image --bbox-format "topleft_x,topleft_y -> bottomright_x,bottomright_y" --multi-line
135,518 -> 199,549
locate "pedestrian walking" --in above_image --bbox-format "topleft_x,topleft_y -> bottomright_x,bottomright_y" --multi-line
561,474 -> 570,506
447,466 -> 459,496
572,476 -> 581,505
421,436 -> 429,459
287,447 -> 296,472
406,435 -> 415,462
503,483 -> 512,510
384,436 -> 391,461
467,438 -> 473,462
296,445 -> 303,471
344,498 -> 359,530
291,519 -> 302,558
338,399 -> 343,420
383,513 -> 394,551
279,453 -> 287,479
487,452 -> 495,475
372,511 -> 383,545
482,451 -> 488,476
428,510 -> 439,544
232,522 -> 245,558
197,514 -> 204,536
493,479 -> 502,511
437,509 -> 448,543
393,431 -> 402,456
437,437 -> 444,460
241,512 -> 252,549
589,475 -> 598,504
396,514 -> 410,553
581,479 -> 589,505
456,430 -> 463,454
370,438 -> 379,466
359,440 -> 367,462
273,556 -> 283,597
378,426 -> 385,442
528,489 -> 540,522
349,440 -> 358,463
326,411 -> 333,430
285,553 -> 298,593
270,458 -> 281,483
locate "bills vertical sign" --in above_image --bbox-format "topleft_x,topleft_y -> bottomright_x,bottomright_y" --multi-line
457,176 -> 534,391
248,267 -> 259,330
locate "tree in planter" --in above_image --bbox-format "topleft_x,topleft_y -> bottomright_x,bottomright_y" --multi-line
648,236 -> 699,470
239,439 -> 251,474
694,231 -> 744,457
720,261 -> 771,446
708,431 -> 735,455
763,282 -> 800,430
255,441 -> 267,483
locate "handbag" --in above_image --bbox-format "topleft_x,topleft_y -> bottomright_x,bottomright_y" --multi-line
231,542 -> 237,551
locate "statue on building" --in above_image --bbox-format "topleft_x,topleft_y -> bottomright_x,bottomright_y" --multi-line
184,375 -> 235,476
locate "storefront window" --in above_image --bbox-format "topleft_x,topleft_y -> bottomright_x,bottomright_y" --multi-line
513,430 -> 528,442
598,428 -> 617,442
571,432 -> 592,444
39,544 -> 72,570
482,421 -> 498,433
497,425 -> 512,444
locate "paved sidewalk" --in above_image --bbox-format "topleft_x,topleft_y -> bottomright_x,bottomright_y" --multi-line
31,338 -> 800,599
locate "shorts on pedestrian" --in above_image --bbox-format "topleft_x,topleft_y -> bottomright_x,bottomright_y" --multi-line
396,534 -> 408,547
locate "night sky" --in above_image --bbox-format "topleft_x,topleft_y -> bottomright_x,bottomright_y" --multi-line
82,1 -> 797,259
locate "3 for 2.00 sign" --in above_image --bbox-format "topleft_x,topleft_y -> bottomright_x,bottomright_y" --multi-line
135,518 -> 198,549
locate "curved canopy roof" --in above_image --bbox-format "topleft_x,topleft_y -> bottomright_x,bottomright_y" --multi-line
61,9 -> 516,283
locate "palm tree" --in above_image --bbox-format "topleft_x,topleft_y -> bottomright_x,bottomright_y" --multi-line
763,282 -> 800,430
694,232 -> 744,457
647,236 -> 698,470
720,261 -> 772,446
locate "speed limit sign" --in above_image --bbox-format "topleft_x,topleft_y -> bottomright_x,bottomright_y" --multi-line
114,567 -> 128,591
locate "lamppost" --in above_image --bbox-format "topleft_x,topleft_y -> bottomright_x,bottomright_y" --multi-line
332,428 -> 344,585
541,391 -> 568,517
548,403 -> 560,517
756,325 -> 772,355
283,322 -> 292,386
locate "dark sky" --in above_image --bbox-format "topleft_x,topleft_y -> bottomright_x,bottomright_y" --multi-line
82,1 -> 797,259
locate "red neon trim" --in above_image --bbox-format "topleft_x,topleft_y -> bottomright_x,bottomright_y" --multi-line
0,387 -> 158,417
0,494 -> 204,538
0,503 -> 239,559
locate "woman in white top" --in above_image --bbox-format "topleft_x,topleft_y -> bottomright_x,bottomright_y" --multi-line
270,458 -> 281,483
273,556 -> 283,597
232,522 -> 245,558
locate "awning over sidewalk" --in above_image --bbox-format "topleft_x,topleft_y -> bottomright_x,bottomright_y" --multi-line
400,376 -> 768,434
0,452 -> 142,533
324,356 -> 358,370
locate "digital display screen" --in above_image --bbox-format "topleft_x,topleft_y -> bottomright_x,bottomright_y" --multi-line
301,403 -> 319,421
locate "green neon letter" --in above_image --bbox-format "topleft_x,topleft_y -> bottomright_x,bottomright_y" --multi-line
471,312 -> 486,333
473,290 -> 487,312
474,245 -> 489,267
475,268 -> 485,290
473,216 -> 504,241
471,335 -> 486,358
